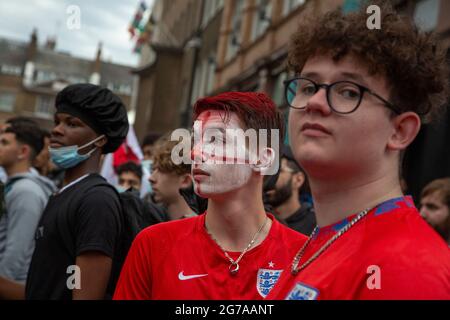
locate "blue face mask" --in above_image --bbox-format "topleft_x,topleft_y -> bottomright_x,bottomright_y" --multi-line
115,185 -> 128,193
141,160 -> 153,174
141,159 -> 153,194
49,135 -> 105,169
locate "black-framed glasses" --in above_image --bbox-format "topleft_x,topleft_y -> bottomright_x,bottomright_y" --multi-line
284,77 -> 400,115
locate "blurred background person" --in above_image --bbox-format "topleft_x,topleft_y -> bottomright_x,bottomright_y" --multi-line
140,132 -> 162,197
0,123 -> 56,299
141,132 -> 161,165
116,161 -> 142,193
32,129 -> 51,177
265,146 -> 316,236
420,178 -> 450,246
149,136 -> 195,220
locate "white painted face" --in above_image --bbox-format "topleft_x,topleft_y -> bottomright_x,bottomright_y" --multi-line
191,110 -> 255,197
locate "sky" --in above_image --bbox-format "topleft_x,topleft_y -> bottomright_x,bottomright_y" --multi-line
0,0 -> 154,67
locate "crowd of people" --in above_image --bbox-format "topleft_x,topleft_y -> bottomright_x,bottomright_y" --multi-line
0,3 -> 449,300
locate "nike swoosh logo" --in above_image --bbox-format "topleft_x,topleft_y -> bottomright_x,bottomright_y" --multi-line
178,271 -> 208,281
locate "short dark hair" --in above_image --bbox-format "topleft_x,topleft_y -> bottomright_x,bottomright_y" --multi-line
288,0 -> 449,123
283,157 -> 310,195
116,161 -> 143,181
143,132 -> 162,147
4,124 -> 44,160
40,129 -> 51,139
6,116 -> 38,127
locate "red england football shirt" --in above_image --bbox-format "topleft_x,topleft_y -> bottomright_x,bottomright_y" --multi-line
267,196 -> 450,300
113,213 -> 307,300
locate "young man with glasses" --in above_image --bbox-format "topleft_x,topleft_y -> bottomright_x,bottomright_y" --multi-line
268,3 -> 450,300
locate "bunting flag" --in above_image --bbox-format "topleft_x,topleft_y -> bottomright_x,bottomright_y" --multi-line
100,125 -> 152,198
128,1 -> 148,40
128,1 -> 155,54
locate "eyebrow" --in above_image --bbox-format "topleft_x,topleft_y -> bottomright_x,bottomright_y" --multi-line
300,71 -> 369,87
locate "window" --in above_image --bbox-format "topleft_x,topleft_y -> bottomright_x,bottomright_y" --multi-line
202,0 -> 224,26
35,95 -> 55,118
119,84 -> 132,95
0,65 -> 22,76
68,75 -> 87,83
191,55 -> 217,103
0,92 -> 15,112
414,0 -> 440,32
191,63 -> 202,104
35,70 -> 55,83
283,0 -> 305,16
226,0 -> 244,61
205,56 -> 217,94
251,0 -> 272,41
272,72 -> 288,106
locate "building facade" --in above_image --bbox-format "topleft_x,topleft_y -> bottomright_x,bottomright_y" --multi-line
0,30 -> 135,131
133,0 -> 449,199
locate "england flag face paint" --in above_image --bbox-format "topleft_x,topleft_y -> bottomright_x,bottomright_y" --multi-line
191,110 -> 254,197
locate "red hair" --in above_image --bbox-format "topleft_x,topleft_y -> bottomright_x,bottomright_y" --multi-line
193,91 -> 285,149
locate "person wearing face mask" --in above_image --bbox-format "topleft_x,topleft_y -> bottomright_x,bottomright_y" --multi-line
11,83 -> 129,300
113,92 -> 307,300
115,161 -> 142,194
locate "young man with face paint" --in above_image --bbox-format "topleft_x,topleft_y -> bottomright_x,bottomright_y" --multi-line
113,92 -> 307,300
267,3 -> 450,300
18,84 -> 129,300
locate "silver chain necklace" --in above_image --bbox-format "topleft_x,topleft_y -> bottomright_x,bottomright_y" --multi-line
206,216 -> 269,275
291,208 -> 371,275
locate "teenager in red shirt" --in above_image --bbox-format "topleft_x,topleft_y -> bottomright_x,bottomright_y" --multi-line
267,3 -> 450,300
114,92 -> 307,300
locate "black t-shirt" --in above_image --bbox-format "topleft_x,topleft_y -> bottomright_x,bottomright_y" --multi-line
25,174 -> 122,300
285,202 -> 316,236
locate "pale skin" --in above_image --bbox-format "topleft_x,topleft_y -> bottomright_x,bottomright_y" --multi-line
289,53 -> 421,227
192,110 -> 275,252
149,168 -> 193,220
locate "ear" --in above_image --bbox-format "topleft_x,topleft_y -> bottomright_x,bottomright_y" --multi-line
18,144 -> 31,161
252,147 -> 276,175
180,173 -> 193,189
292,171 -> 305,189
387,112 -> 421,151
94,135 -> 107,149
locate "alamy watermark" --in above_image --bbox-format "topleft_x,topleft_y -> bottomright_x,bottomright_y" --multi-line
170,120 -> 280,175
66,5 -> 81,30
366,5 -> 381,30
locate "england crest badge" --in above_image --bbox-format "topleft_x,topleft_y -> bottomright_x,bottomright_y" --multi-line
256,269 -> 283,298
286,282 -> 319,300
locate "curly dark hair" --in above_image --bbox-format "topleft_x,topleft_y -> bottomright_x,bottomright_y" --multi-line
116,161 -> 143,181
287,0 -> 449,123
